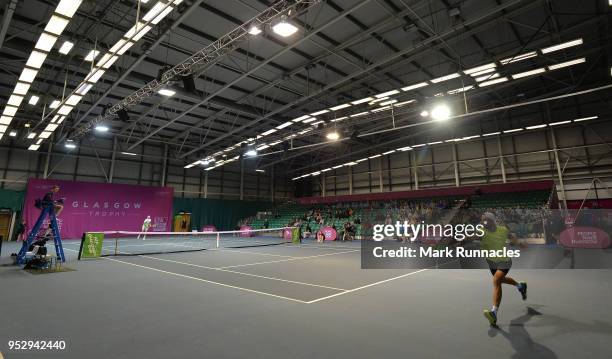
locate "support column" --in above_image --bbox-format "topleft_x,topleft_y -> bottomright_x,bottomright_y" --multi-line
411,151 -> 419,190
108,137 -> 117,183
348,166 -> 353,195
550,128 -> 568,209
270,165 -> 275,202
239,158 -> 244,200
161,144 -> 168,186
497,136 -> 507,183
203,172 -> 209,199
452,144 -> 460,187
321,173 -> 326,197
378,157 -> 384,192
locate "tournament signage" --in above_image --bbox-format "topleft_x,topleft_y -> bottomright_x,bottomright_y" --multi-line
79,232 -> 105,259
24,179 -> 173,239
559,227 -> 611,249
320,226 -> 337,241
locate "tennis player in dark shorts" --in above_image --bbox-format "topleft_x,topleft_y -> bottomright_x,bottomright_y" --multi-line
481,213 -> 528,326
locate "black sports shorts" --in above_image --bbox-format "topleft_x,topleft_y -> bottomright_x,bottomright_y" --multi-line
487,259 -> 512,275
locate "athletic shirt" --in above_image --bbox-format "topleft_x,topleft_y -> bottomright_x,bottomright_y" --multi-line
481,225 -> 510,262
142,218 -> 152,230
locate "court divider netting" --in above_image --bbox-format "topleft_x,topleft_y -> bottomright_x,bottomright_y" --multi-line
78,227 -> 298,258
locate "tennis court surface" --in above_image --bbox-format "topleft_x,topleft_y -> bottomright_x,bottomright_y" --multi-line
1,238 -> 611,359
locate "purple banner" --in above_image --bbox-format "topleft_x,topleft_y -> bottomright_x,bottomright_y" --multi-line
24,179 -> 173,239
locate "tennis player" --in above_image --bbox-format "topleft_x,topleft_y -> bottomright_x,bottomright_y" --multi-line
481,212 -> 527,326
138,216 -> 152,240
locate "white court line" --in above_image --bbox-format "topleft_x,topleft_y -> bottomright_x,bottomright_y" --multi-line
217,249 -> 360,269
139,255 -> 347,291
104,257 -> 310,304
209,248 -> 297,258
306,269 -> 428,304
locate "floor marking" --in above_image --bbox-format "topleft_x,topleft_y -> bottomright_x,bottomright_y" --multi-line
139,255 -> 348,291
104,257 -> 310,303
208,248 -> 297,258
217,249 -> 360,269
306,269 -> 428,304
299,243 -> 361,251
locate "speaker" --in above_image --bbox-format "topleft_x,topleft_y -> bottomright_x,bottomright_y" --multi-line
117,109 -> 130,122
182,74 -> 196,93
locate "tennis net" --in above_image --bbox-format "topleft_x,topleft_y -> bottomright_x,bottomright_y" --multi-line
89,227 -> 296,257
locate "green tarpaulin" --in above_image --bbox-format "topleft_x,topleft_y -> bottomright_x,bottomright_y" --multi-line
0,188 -> 24,211
173,198 -> 271,231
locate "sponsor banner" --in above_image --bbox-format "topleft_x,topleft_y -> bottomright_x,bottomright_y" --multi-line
202,225 -> 217,232
24,178 -> 173,239
319,226 -> 337,241
239,225 -> 253,237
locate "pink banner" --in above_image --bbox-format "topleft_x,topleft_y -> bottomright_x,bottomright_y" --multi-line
202,225 -> 217,232
318,227 -> 337,241
24,178 -> 173,239
560,227 -> 611,249
240,225 -> 253,237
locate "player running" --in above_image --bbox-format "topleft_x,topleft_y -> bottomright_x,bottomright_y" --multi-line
480,212 -> 528,326
137,215 -> 152,240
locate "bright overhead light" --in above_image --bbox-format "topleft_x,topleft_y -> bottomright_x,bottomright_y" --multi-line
65,142 -> 77,149
401,82 -> 428,91
35,33 -> 58,52
45,15 -> 69,35
75,83 -> 93,95
512,68 -> 546,79
397,146 -> 413,151
351,97 -> 374,105
474,73 -> 500,82
9,131 -> 17,137
56,0 -> 83,18
110,39 -> 134,55
500,51 -> 537,65
526,124 -> 547,130
7,95 -> 24,107
97,54 -> 119,69
58,40 -> 74,54
14,82 -> 30,95
87,68 -> 105,83
272,18 -> 298,37
38,131 -> 52,139
292,115 -> 311,122
276,121 -> 293,129
375,90 -> 400,98
330,103 -> 351,111
427,141 -> 442,145
310,109 -> 329,116
574,116 -> 598,122
248,25 -> 262,35
547,58 -> 586,71
26,51 -> 47,69
261,129 -> 277,136
255,169 -> 265,173
549,120 -> 571,126
28,145 -> 40,151
431,73 -> 460,83
121,152 -> 138,156
541,38 -> 583,54
143,2 -> 172,23
379,99 -> 398,106
326,131 -> 340,140
0,116 -> 12,125
478,77 -> 509,87
27,132 -> 36,139
331,116 -> 348,122
350,111 -> 369,118
431,104 -> 451,121
463,63 -> 496,75
483,132 -> 501,136
420,110 -> 429,117
126,23 -> 151,41
302,117 -> 317,124
84,49 -> 100,62
158,88 -> 176,96
49,100 -> 60,109
65,94 -> 82,106
383,150 -> 396,155
447,86 -> 474,95
3,106 -> 18,117
503,128 -> 523,133
245,149 -> 258,157
57,105 -> 72,115
95,125 -> 109,132
469,67 -> 496,77
19,68 -> 38,83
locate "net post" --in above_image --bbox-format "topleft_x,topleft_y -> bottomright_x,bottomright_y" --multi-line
114,235 -> 118,256
216,232 -> 220,248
